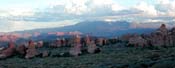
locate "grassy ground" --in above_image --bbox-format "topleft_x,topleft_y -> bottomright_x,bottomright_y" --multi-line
1,43 -> 175,68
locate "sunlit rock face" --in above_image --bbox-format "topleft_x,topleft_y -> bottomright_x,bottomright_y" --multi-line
69,35 -> 82,57
27,40 -> 36,49
0,42 -> 16,59
74,35 -> 81,44
25,40 -> 38,59
85,35 -> 91,46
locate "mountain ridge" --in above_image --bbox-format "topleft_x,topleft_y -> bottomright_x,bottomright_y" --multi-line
2,20 -> 174,37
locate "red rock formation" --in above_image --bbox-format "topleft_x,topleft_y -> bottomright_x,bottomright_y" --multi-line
0,41 -> 16,59
96,38 -> 106,46
126,24 -> 175,47
128,34 -> 148,47
27,40 -> 35,49
56,38 -> 62,47
25,40 -> 38,59
16,44 -> 26,55
85,35 -> 91,45
69,44 -> 82,57
49,38 -> 65,48
119,33 -> 134,42
69,35 -> 82,56
36,41 -> 43,48
61,38 -> 66,46
67,39 -> 74,47
156,24 -> 168,36
170,27 -> 175,45
74,35 -> 81,44
149,24 -> 170,46
87,41 -> 97,54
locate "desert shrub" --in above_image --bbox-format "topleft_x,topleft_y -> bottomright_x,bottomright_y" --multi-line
151,61 -> 175,68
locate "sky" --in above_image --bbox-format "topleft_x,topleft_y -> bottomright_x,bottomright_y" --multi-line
0,0 -> 175,32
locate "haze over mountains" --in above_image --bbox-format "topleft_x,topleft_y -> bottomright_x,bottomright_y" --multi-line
1,20 -> 175,38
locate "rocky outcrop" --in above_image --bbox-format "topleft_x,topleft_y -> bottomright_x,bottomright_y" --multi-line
149,24 -> 170,47
168,27 -> 175,46
16,44 -> 26,56
69,35 -> 82,57
157,24 -> 168,35
85,35 -> 91,46
124,24 -> 175,47
69,44 -> 82,57
36,41 -> 43,48
25,40 -> 39,59
49,38 -> 67,48
96,38 -> 107,46
128,34 -> 148,47
119,34 -> 134,42
87,41 -> 98,54
0,42 -> 16,59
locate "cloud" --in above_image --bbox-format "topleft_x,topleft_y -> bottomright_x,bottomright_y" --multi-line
111,4 -> 124,11
64,0 -> 89,15
8,0 -> 125,22
134,1 -> 158,16
0,20 -> 78,32
0,20 -> 15,32
155,0 -> 175,17
0,0 -> 126,32
8,8 -> 34,16
0,0 -> 175,32
101,0 -> 175,23
0,4 -> 35,17
157,0 -> 170,4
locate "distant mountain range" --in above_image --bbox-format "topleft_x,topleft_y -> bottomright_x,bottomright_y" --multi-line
1,20 -> 175,43
13,20 -> 167,37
